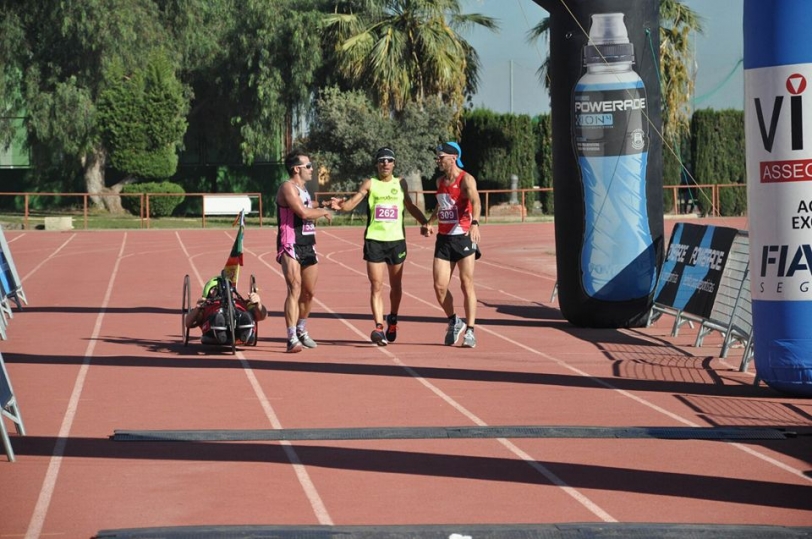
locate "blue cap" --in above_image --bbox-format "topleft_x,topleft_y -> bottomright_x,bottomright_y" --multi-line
435,142 -> 464,168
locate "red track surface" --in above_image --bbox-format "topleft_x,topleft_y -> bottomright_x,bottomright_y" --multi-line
1,218 -> 810,538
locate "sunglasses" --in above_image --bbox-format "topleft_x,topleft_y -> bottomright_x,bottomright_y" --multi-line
297,162 -> 313,170
377,158 -> 394,164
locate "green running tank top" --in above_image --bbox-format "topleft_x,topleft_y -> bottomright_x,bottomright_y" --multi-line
365,177 -> 405,241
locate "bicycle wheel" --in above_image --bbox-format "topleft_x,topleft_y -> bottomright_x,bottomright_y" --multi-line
248,274 -> 258,346
182,274 -> 191,346
221,271 -> 237,354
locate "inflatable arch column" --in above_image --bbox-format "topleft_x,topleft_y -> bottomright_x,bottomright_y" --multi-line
745,0 -> 812,396
533,0 -> 663,327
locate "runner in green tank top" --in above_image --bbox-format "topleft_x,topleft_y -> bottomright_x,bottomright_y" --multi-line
328,147 -> 431,346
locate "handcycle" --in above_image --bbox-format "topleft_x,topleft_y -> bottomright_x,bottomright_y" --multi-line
181,270 -> 259,355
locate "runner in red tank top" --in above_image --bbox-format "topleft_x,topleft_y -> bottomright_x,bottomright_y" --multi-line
425,142 -> 482,348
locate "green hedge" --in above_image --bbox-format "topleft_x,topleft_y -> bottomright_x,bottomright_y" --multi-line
690,109 -> 746,216
535,114 -> 553,214
461,109 -> 538,209
121,181 -> 185,217
169,163 -> 286,217
662,132 -> 691,213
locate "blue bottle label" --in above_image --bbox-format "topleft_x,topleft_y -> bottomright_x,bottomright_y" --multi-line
573,83 -> 656,301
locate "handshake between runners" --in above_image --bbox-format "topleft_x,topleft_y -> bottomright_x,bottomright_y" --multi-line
322,197 -> 434,236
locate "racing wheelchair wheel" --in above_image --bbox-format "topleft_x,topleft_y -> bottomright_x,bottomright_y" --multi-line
182,274 -> 191,346
220,270 -> 237,354
248,274 -> 258,346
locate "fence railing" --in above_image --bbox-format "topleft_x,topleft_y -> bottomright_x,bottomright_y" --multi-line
314,188 -> 555,224
0,192 -> 263,230
0,184 -> 744,230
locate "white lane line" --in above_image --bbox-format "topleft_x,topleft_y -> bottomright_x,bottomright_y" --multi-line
500,284 -> 812,482
317,230 -> 812,501
259,234 -> 618,523
176,231 -> 334,525
321,228 -> 558,282
25,234 -> 128,539
18,234 -> 76,282
259,229 -> 812,517
237,360 -> 334,525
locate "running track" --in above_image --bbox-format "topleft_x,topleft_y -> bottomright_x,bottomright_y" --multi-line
0,218 -> 810,538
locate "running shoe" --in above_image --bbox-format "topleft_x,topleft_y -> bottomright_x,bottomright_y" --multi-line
286,337 -> 303,353
462,328 -> 477,348
371,324 -> 388,346
385,314 -> 398,343
297,331 -> 317,349
444,316 -> 466,346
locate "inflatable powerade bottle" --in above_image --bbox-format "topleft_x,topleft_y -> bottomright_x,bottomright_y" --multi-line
572,13 -> 657,302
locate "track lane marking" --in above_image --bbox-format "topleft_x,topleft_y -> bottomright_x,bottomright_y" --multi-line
25,234 -> 127,539
252,234 -> 618,523
322,230 -> 812,490
175,230 -> 334,526
18,234 -> 76,282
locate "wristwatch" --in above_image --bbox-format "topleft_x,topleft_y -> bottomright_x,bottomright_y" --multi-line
471,220 -> 480,226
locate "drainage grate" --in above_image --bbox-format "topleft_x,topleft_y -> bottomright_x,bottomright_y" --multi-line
111,425 -> 791,443
95,523 -> 812,539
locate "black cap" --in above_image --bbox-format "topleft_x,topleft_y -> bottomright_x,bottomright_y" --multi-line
376,147 -> 395,160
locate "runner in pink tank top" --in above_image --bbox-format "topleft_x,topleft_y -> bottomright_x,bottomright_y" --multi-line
275,149 -> 333,353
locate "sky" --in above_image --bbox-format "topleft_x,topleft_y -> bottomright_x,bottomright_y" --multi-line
461,0 -> 744,116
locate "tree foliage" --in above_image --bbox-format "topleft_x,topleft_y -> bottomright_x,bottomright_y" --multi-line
0,0 -> 325,203
0,0 -> 173,205
306,86 -> 455,186
535,113 -> 553,213
227,2 -> 324,162
121,180 -> 186,217
98,52 -> 188,180
659,0 -> 703,142
1,0 -> 715,219
461,109 -> 537,205
690,109 -> 745,216
321,0 -> 498,124
0,8 -> 26,145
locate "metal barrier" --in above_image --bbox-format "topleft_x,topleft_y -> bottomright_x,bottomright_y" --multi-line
692,231 -> 753,361
0,350 -> 26,462
648,225 -> 753,371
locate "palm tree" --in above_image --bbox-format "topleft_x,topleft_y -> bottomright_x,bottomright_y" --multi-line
525,16 -> 551,90
322,0 -> 498,118
659,0 -> 703,143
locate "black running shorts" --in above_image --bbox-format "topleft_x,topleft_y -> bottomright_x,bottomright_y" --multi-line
364,239 -> 407,265
434,234 -> 477,262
